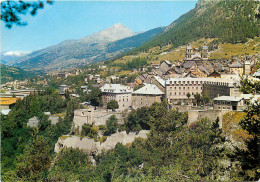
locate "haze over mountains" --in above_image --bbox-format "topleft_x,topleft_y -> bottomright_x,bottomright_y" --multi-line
8,23 -> 164,71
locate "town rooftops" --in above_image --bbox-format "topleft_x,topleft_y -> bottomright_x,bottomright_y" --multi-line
213,96 -> 242,102
100,84 -> 133,94
153,76 -> 165,87
0,98 -> 20,105
229,61 -> 243,68
133,84 -> 164,95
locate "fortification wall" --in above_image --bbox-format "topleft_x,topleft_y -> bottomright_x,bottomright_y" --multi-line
188,110 -> 230,128
55,130 -> 149,154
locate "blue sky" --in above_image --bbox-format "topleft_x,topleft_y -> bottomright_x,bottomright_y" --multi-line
1,1 -> 197,53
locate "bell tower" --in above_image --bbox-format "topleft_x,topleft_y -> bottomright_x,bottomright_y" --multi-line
201,42 -> 208,60
186,43 -> 192,60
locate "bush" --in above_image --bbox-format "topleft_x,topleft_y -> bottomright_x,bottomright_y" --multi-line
98,125 -> 106,130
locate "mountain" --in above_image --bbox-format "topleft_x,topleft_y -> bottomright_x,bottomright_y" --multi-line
9,23 -> 164,71
122,0 -> 260,56
0,64 -> 36,84
0,51 -> 31,64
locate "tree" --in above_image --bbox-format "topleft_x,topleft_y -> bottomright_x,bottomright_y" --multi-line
231,103 -> 260,180
107,100 -> 119,111
186,92 -> 191,104
194,93 -> 201,106
1,0 -> 53,28
89,87 -> 103,110
105,115 -> 118,136
16,134 -> 51,181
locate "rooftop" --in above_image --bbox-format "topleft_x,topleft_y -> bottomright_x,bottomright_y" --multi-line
0,98 -> 20,105
213,96 -> 242,102
153,76 -> 165,86
133,84 -> 164,95
229,61 -> 243,68
100,84 -> 132,93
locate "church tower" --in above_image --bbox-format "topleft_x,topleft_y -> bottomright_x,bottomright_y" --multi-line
201,42 -> 208,60
186,43 -> 192,60
243,61 -> 251,75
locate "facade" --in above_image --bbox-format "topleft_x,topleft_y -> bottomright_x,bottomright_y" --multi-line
202,79 -> 241,100
165,78 -> 209,104
213,96 -> 245,111
100,84 -> 133,110
132,84 -> 164,109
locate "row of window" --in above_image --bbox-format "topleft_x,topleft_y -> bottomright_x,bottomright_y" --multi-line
169,92 -> 199,96
169,86 -> 201,90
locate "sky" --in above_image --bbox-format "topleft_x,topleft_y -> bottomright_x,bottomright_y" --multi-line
1,1 -> 197,53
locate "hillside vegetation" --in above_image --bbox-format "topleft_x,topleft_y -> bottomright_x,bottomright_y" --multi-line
113,0 -> 259,58
0,64 -> 36,84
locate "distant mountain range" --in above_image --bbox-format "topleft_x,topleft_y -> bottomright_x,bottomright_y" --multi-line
8,23 -> 165,71
0,51 -> 31,64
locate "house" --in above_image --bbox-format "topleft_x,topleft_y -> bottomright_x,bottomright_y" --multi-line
208,71 -> 221,78
0,97 -> 20,110
213,96 -> 245,111
132,84 -> 164,109
229,61 -> 243,75
59,85 -> 69,95
100,84 -> 133,110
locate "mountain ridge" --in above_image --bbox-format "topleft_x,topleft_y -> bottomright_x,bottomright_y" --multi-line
9,24 -> 164,71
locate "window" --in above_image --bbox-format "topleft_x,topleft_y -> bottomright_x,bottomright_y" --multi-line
183,92 -> 185,95
179,87 -> 181,90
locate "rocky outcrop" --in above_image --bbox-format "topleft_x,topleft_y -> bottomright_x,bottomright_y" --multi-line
55,130 -> 149,154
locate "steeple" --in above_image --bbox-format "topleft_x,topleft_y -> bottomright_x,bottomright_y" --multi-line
201,42 -> 208,60
186,43 -> 193,60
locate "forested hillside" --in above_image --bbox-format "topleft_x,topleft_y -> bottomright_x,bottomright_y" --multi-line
0,64 -> 36,83
122,0 -> 260,56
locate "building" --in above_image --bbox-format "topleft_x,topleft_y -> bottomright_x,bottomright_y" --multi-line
100,84 -> 133,110
165,78 -> 210,104
0,97 -> 20,110
213,96 -> 245,111
59,85 -> 69,95
202,79 -> 241,100
184,42 -> 208,61
132,84 -> 164,109
151,76 -> 165,93
229,61 -> 243,75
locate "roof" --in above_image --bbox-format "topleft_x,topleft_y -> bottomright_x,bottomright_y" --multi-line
0,109 -> 11,115
100,84 -> 132,94
213,96 -> 242,102
163,60 -> 172,66
183,61 -> 195,69
153,76 -> 165,87
0,98 -> 19,105
229,61 -> 243,68
133,84 -> 164,95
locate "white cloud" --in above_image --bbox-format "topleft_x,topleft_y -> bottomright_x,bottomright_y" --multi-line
3,51 -> 32,57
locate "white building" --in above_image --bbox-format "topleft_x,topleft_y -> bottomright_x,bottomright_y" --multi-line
100,84 -> 133,110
